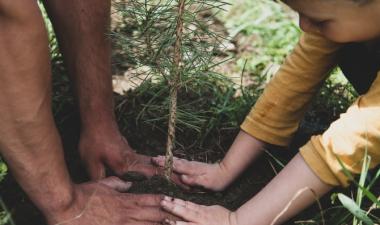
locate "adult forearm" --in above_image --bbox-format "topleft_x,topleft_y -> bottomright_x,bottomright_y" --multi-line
0,2 -> 75,220
234,153 -> 332,225
219,131 -> 266,185
0,113 -> 75,217
43,0 -> 115,132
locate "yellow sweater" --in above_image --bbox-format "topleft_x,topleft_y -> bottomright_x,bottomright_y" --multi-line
241,33 -> 380,187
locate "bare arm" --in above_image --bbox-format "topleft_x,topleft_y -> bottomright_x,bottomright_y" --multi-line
0,1 -> 75,219
234,153 -> 332,225
0,2 -> 183,224
42,0 -> 162,180
153,130 -> 265,191
219,131 -> 265,187
161,153 -> 332,225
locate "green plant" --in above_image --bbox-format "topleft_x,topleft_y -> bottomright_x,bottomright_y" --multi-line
115,70 -> 260,162
112,0 -> 231,175
0,159 -> 6,184
0,198 -> 14,225
217,0 -> 301,76
326,150 -> 380,225
0,158 -> 11,225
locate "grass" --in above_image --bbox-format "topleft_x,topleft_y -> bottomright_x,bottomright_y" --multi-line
0,158 -> 10,225
331,151 -> 380,225
0,160 -> 6,184
0,198 -> 14,225
216,0 -> 301,77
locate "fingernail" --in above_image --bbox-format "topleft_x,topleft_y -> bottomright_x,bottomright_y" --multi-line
161,200 -> 170,207
164,218 -> 172,225
164,196 -> 173,201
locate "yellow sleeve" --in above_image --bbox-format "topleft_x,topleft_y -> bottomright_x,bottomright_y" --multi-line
300,72 -> 380,187
241,33 -> 342,146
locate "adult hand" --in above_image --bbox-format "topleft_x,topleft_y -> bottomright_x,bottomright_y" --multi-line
79,131 -> 161,180
79,131 -> 187,188
46,177 -> 176,225
152,156 -> 230,191
160,197 -> 238,225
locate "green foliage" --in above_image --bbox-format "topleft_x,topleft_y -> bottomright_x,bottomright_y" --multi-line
329,151 -> 380,225
218,0 -> 301,75
38,2 -> 73,122
0,158 -> 10,225
302,74 -> 357,134
112,0 -> 243,157
39,1 -> 60,58
116,72 -> 260,159
0,159 -> 7,183
336,194 -> 375,225
111,0 -> 228,81
0,198 -> 14,225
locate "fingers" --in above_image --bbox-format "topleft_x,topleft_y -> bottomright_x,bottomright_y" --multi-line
170,173 -> 192,191
125,194 -> 164,207
152,156 -> 196,175
180,174 -> 204,187
86,160 -> 106,180
164,221 -> 196,225
98,176 -> 132,192
131,206 -> 173,222
171,198 -> 200,211
130,163 -> 158,178
152,156 -> 207,189
151,155 -> 167,168
131,223 -> 161,225
122,153 -> 157,178
120,195 -> 181,222
175,222 -> 197,225
161,197 -> 202,222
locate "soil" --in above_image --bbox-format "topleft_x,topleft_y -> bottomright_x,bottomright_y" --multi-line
0,95 -> 364,225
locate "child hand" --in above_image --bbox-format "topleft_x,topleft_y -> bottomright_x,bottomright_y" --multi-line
152,156 -> 230,191
161,196 -> 238,225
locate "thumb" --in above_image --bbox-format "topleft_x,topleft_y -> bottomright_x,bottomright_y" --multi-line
181,174 -> 203,187
98,176 -> 132,192
86,160 -> 106,180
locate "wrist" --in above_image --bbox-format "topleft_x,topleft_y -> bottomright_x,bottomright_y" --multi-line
217,160 -> 237,187
80,117 -> 119,135
78,98 -> 117,131
38,182 -> 78,220
42,184 -> 89,225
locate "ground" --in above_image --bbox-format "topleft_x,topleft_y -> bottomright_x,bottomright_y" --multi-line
1,84 -> 374,225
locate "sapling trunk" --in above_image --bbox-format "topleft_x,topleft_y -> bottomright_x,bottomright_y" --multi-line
164,0 -> 186,180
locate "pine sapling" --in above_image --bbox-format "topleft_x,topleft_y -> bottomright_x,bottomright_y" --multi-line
164,0 -> 186,180
112,0 -> 229,181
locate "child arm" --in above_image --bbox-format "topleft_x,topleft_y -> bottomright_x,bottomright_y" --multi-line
153,33 -> 342,190
161,153 -> 332,225
161,72 -> 380,225
153,131 -> 266,191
